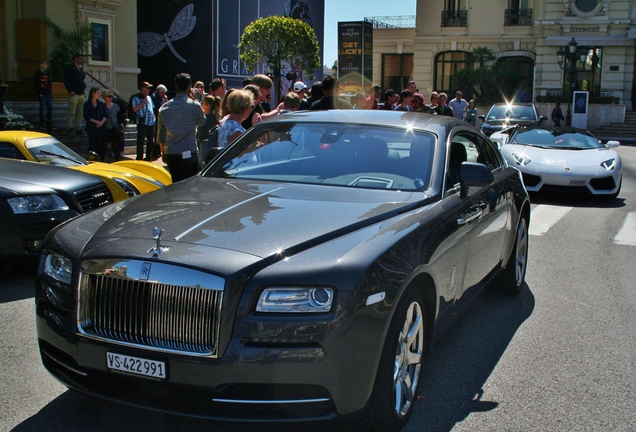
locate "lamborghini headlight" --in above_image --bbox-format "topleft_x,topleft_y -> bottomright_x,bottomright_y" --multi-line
7,195 -> 69,214
43,252 -> 72,285
600,158 -> 615,170
256,287 -> 334,313
512,153 -> 532,166
112,178 -> 140,197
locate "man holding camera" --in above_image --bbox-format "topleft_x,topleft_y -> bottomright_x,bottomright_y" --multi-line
132,81 -> 156,161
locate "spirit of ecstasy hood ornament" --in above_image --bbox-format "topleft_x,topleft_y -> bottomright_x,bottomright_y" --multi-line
149,227 -> 171,255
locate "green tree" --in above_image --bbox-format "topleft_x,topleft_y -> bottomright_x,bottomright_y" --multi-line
44,18 -> 94,81
238,16 -> 320,102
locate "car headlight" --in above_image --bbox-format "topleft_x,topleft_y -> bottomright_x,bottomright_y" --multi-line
7,195 -> 69,214
512,153 -> 532,166
256,287 -> 334,313
600,158 -> 615,170
112,178 -> 141,197
44,253 -> 72,285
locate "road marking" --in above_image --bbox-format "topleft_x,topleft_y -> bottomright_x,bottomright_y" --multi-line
529,205 -> 573,236
614,213 -> 636,246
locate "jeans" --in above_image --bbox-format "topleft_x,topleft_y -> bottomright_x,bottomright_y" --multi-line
136,122 -> 156,160
67,94 -> 85,130
38,94 -> 52,125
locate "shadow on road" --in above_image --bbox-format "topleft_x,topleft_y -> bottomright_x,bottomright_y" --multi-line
406,284 -> 535,431
529,191 -> 625,209
0,257 -> 38,303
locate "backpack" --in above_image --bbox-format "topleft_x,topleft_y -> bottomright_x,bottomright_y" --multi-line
128,92 -> 143,123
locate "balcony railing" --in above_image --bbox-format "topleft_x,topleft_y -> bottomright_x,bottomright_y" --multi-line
441,10 -> 468,27
504,8 -> 533,26
365,16 -> 416,29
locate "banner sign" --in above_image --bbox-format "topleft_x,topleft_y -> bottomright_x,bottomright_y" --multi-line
337,20 -> 373,94
136,0 -> 324,94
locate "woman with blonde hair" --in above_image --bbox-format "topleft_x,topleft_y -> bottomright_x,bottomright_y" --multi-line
217,89 -> 254,149
101,89 -> 125,161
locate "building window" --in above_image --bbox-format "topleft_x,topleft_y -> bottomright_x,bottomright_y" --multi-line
434,51 -> 470,95
565,47 -> 603,96
381,54 -> 414,96
505,0 -> 532,25
88,19 -> 111,66
495,56 -> 535,102
442,0 -> 468,27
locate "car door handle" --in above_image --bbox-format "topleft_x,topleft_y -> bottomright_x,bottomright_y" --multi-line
457,208 -> 482,225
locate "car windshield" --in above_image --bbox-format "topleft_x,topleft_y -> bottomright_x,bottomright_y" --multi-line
25,137 -> 87,166
203,122 -> 436,191
512,129 -> 605,149
487,105 -> 537,121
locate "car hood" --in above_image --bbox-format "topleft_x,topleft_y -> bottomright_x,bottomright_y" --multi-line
83,178 -> 423,260
503,144 -> 616,166
0,159 -> 100,195
483,119 -> 537,128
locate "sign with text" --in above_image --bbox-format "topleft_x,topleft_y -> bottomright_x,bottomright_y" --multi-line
337,21 -> 373,94
136,0 -> 324,95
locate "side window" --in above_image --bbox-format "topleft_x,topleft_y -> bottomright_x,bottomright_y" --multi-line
475,135 -> 502,169
447,132 -> 502,191
0,142 -> 26,160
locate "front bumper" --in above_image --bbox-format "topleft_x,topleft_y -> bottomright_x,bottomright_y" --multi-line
36,285 -> 387,421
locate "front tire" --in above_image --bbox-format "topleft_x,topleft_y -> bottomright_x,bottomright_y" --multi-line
501,213 -> 529,295
365,289 -> 426,431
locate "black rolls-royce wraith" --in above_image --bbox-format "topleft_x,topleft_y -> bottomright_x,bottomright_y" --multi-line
36,111 -> 530,431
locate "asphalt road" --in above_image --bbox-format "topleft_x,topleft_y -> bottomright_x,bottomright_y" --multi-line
2,146 -> 635,432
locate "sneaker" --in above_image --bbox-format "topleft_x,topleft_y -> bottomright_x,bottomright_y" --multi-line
67,128 -> 75,136
76,129 -> 85,136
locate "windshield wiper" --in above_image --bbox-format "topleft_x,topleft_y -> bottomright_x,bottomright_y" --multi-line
549,146 -> 587,150
516,143 -> 550,148
38,149 -> 84,164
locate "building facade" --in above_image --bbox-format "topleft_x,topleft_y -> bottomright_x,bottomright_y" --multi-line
0,0 -> 139,98
372,0 -> 636,110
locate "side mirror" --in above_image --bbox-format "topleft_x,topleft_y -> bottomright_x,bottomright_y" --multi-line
606,140 -> 620,149
459,162 -> 494,197
479,115 -> 485,120
538,115 -> 548,125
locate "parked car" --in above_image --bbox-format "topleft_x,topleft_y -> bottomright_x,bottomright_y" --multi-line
479,102 -> 547,136
0,158 -> 114,259
491,125 -> 622,198
0,131 -> 171,201
36,111 -> 530,431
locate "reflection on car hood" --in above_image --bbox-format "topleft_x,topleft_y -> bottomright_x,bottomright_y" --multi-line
87,178 -> 422,259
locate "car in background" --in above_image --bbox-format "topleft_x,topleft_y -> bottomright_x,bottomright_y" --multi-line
479,103 -> 547,136
0,158 -> 114,259
36,111 -> 530,431
492,125 -> 622,198
0,131 -> 171,201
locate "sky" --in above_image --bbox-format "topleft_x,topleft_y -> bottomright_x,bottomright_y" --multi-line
323,0 -> 416,67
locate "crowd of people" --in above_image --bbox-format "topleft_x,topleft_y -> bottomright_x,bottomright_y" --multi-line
37,53 -> 485,182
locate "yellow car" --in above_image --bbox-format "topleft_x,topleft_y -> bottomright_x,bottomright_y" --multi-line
0,131 -> 171,201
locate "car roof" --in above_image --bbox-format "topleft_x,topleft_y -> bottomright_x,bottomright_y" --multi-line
266,109 -> 466,136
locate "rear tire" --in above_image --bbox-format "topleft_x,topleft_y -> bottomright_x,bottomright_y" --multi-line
365,289 -> 426,431
501,213 -> 528,296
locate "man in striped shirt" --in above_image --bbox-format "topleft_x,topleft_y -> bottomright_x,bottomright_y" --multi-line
132,81 -> 157,161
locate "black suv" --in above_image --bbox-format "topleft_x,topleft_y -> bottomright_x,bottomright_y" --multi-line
479,103 -> 547,137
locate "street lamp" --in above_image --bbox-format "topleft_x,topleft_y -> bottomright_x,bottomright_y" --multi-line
556,37 -> 588,126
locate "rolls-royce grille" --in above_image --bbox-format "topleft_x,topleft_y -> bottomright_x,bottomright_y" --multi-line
78,274 -> 223,356
75,183 -> 113,212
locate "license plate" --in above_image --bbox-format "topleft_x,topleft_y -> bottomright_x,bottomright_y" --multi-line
107,352 -> 166,379
569,180 -> 586,185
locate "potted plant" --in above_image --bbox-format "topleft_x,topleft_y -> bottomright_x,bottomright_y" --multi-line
44,18 -> 94,101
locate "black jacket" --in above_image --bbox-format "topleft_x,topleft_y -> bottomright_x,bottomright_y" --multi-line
63,63 -> 86,95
